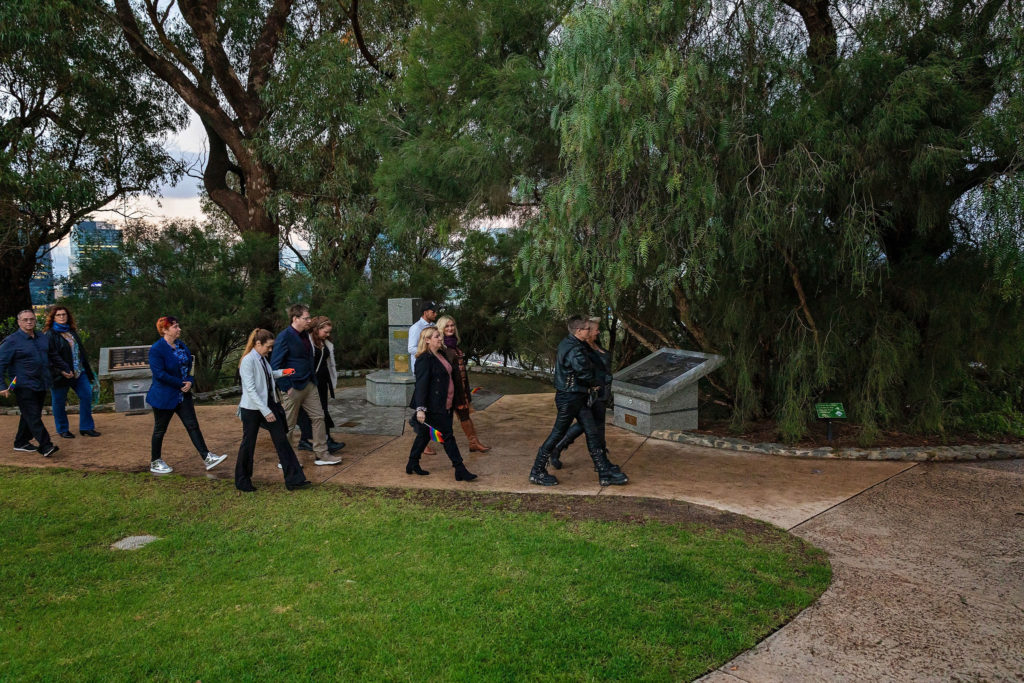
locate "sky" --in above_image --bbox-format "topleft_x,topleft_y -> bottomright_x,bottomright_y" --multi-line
51,112 -> 207,277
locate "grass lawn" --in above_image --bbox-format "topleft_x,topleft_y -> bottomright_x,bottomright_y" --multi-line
0,467 -> 829,681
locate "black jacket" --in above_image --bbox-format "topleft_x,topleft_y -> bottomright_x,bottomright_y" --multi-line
409,352 -> 454,413
48,329 -> 94,388
553,335 -> 599,394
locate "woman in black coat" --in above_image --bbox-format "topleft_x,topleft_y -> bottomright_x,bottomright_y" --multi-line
44,306 -> 100,439
406,326 -> 477,481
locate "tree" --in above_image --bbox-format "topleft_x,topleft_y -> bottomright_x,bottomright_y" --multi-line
0,0 -> 185,320
523,0 -> 1024,440
63,219 -> 275,389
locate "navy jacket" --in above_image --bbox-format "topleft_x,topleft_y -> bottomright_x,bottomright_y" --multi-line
409,352 -> 454,413
0,329 -> 68,391
270,326 -> 314,392
48,329 -> 95,388
146,339 -> 195,410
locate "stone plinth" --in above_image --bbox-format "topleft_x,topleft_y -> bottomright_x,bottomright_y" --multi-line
612,348 -> 724,436
366,370 -> 415,407
366,298 -> 421,406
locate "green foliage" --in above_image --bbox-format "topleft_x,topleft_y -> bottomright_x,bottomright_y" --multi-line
0,468 -> 829,680
0,0 -> 186,318
523,0 -> 1024,441
62,221 -> 276,389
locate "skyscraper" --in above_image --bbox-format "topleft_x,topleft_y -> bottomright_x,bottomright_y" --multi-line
30,246 -> 54,308
70,220 -> 122,273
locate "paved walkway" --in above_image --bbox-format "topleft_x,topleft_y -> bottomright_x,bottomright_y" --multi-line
1,393 -> 1021,680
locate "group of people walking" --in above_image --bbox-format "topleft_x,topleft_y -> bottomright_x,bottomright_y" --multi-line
2,301 -> 626,491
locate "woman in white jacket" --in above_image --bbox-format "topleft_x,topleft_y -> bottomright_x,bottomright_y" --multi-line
235,328 -> 310,492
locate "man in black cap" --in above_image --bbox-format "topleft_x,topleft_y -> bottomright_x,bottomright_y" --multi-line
407,300 -> 438,373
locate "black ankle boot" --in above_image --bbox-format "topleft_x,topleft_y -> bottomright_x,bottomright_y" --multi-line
406,459 -> 430,475
529,448 -> 558,485
454,463 -> 477,481
591,450 -> 628,486
591,448 -> 621,474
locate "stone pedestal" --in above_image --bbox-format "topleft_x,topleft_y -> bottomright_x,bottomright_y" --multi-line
366,297 -> 421,406
612,348 -> 724,436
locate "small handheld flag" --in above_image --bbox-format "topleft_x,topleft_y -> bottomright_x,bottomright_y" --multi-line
424,423 -> 444,443
471,387 -> 482,395
7,377 -> 16,390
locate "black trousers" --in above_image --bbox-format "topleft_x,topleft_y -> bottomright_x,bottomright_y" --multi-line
298,379 -> 334,440
562,399 -> 607,450
13,388 -> 52,451
151,393 -> 209,462
409,408 -> 464,467
236,403 -> 306,489
539,392 -> 604,455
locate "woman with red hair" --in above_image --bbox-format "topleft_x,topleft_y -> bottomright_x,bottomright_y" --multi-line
146,316 -> 226,475
44,305 -> 100,439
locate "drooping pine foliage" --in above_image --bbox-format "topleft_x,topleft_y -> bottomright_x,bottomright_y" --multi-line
522,0 -> 1024,441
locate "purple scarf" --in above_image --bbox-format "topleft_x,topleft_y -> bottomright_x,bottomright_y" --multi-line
443,335 -> 458,349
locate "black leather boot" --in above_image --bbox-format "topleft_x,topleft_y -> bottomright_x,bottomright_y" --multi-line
454,462 -> 477,481
592,448 -> 622,474
591,450 -> 628,486
529,449 -> 558,486
549,436 -> 569,470
406,457 -> 430,475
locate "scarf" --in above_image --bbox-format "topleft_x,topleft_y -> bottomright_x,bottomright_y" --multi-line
52,322 -> 71,333
443,335 -> 458,349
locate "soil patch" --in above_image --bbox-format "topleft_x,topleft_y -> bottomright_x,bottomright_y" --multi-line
694,417 -> 1024,450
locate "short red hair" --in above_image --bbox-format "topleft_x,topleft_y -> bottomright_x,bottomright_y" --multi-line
156,316 -> 179,334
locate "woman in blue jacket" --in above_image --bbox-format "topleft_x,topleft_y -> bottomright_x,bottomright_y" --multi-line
146,316 -> 227,475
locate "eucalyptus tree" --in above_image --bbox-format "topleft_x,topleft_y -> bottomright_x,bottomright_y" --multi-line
0,0 -> 185,320
523,0 -> 1024,440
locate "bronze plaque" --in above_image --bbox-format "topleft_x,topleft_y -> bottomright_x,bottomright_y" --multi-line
109,347 -> 150,371
393,330 -> 408,339
393,353 -> 410,373
624,414 -> 638,426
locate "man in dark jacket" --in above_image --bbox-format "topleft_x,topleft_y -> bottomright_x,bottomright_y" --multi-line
529,316 -> 627,487
271,304 -> 340,466
0,310 -> 70,457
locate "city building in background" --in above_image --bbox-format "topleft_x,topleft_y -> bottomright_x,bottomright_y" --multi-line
30,246 -> 55,310
71,220 -> 122,274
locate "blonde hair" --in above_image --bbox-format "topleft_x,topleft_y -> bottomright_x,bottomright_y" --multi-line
415,326 -> 440,358
435,315 -> 460,344
240,328 -> 275,367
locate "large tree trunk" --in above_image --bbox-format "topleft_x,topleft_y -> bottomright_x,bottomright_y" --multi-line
0,251 -> 37,323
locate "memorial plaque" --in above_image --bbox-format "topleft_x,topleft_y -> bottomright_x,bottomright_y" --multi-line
616,353 -> 707,390
393,330 -> 408,339
109,347 -> 149,371
393,353 -> 410,374
624,414 -> 638,426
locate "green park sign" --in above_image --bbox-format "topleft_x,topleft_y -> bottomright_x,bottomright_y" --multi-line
815,403 -> 847,420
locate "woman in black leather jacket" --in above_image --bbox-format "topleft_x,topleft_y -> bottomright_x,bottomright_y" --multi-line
406,326 -> 477,481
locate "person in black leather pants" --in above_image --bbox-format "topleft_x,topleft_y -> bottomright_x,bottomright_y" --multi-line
530,316 -> 627,487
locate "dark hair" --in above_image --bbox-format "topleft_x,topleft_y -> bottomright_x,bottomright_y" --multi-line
566,315 -> 588,334
43,306 -> 76,332
309,316 -> 332,347
287,303 -> 309,321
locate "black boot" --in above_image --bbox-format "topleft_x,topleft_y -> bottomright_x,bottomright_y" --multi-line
591,450 -> 628,486
549,436 -> 569,470
529,449 -> 558,486
592,448 -> 622,474
454,462 -> 477,481
406,457 -> 430,475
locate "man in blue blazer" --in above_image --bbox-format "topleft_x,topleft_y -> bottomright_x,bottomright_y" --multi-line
271,304 -> 339,465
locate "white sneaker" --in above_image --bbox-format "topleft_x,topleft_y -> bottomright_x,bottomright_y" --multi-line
150,459 -> 173,474
314,456 -> 342,466
203,452 -> 228,470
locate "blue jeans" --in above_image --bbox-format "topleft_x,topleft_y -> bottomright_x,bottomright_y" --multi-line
51,374 -> 95,433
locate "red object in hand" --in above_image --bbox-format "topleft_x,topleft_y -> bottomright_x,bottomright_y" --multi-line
282,368 -> 295,376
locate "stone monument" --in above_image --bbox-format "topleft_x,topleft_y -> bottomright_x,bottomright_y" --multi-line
365,298 -> 420,406
612,348 -> 724,435
98,345 -> 153,412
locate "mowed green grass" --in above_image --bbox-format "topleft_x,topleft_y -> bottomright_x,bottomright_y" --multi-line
0,468 -> 829,681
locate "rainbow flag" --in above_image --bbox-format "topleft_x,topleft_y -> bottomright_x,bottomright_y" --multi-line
7,377 -> 15,390
424,423 -> 444,443
471,387 -> 482,395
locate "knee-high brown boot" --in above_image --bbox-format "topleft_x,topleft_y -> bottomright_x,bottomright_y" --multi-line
460,418 -> 491,452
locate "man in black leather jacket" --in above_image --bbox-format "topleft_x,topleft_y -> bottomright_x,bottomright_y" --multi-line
530,316 -> 627,486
